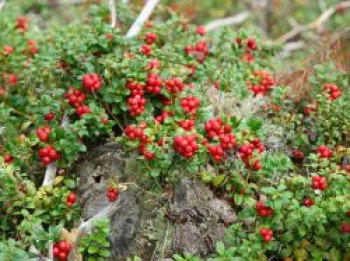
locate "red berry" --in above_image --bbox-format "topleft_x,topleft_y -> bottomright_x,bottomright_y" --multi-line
16,16 -> 29,33
341,223 -> 350,234
3,45 -> 14,55
260,228 -> 273,242
246,38 -> 258,51
44,112 -> 55,121
4,154 -> 14,164
66,192 -> 77,206
302,198 -> 314,207
256,201 -> 274,217
106,187 -> 119,202
196,26 -> 206,36
292,149 -> 304,158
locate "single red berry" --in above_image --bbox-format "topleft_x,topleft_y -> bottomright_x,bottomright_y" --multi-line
44,112 -> 55,121
196,26 -> 206,36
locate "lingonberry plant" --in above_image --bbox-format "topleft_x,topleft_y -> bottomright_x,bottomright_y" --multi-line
0,0 -> 349,260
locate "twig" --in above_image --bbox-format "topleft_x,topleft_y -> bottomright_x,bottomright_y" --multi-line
125,0 -> 160,38
204,11 -> 250,32
279,41 -> 305,58
109,0 -> 117,28
42,112 -> 69,187
276,1 -> 350,43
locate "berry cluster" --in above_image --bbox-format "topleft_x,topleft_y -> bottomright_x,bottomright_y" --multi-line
179,119 -> 195,131
124,125 -> 147,142
317,145 -> 332,158
140,44 -> 152,56
16,16 -> 29,33
204,118 -> 231,138
248,71 -> 275,96
207,145 -> 225,162
323,84 -> 342,100
127,95 -> 146,116
239,139 -> 265,170
82,73 -> 102,92
145,73 -> 162,93
53,240 -> 71,261
36,126 -> 51,142
145,32 -> 157,45
256,201 -> 274,217
181,96 -> 200,114
126,81 -> 144,96
76,105 -> 91,117
173,134 -> 199,158
64,87 -> 86,107
312,176 -> 327,191
219,133 -> 236,150
106,187 -> 119,202
260,228 -> 273,243
165,77 -> 184,93
38,146 -> 60,166
66,192 -> 77,207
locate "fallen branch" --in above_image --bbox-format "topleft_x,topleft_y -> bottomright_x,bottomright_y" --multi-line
125,0 -> 160,38
109,0 -> 117,28
204,11 -> 250,32
276,1 -> 350,43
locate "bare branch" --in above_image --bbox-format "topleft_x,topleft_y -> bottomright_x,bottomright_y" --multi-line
125,0 -> 160,38
205,11 -> 250,32
42,112 -> 69,187
276,1 -> 350,43
109,0 -> 117,28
